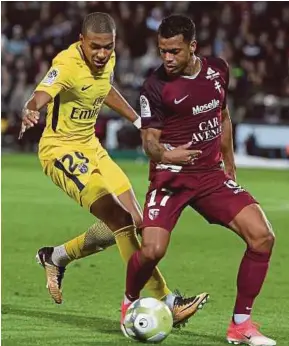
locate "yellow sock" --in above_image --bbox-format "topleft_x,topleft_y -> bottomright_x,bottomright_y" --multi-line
115,226 -> 171,300
64,220 -> 116,260
64,232 -> 98,259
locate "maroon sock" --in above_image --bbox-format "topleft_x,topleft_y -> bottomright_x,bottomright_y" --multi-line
234,248 -> 272,315
125,250 -> 158,301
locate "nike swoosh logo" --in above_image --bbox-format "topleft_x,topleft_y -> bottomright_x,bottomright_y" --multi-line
241,333 -> 252,340
174,95 -> 189,104
81,85 -> 92,91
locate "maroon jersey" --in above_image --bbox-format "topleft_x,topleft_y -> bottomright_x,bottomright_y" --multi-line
140,56 -> 229,176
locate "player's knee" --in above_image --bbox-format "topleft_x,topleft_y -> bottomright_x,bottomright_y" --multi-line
141,243 -> 166,263
106,206 -> 133,231
248,225 -> 275,253
117,209 -> 134,228
90,195 -> 133,231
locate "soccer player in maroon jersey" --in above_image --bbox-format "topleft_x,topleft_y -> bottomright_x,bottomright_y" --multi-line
121,15 -> 276,346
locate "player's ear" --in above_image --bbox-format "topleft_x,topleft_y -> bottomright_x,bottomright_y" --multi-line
190,40 -> 197,55
79,33 -> 84,43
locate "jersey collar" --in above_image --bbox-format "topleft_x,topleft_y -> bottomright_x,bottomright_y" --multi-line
180,57 -> 203,79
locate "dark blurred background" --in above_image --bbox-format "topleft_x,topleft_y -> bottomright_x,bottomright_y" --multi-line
1,1 -> 289,161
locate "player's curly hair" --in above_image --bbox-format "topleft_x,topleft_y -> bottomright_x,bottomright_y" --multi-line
158,14 -> 196,42
82,12 -> 116,35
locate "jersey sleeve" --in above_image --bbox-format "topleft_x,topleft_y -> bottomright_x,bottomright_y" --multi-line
35,64 -> 74,98
140,77 -> 166,129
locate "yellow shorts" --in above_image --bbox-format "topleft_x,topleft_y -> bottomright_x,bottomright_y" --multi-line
40,146 -> 131,210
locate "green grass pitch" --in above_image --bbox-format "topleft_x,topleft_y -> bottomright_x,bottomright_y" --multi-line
2,154 -> 289,345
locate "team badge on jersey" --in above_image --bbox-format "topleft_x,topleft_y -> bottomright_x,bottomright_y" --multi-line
41,68 -> 60,86
149,208 -> 160,220
205,67 -> 220,80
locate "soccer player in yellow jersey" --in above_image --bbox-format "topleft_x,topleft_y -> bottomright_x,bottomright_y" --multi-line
20,12 -> 208,327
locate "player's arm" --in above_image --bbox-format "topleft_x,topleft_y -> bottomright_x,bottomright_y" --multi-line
19,65 -> 73,139
220,59 -> 236,180
142,128 -> 166,162
221,106 -> 236,181
21,92 -> 52,128
104,86 -> 141,129
142,128 -> 201,164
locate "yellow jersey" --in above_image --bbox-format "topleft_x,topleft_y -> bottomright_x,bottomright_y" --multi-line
36,42 -> 115,160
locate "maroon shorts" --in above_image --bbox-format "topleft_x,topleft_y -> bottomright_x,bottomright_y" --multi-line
142,169 -> 258,232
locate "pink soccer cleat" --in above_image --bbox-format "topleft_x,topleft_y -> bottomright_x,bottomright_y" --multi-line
226,319 -> 276,346
120,301 -> 132,338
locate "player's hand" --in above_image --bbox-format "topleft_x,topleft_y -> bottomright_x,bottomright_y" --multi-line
161,142 -> 202,165
22,108 -> 40,128
225,164 -> 237,181
18,108 -> 40,139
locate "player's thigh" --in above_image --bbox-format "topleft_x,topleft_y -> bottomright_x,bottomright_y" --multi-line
142,184 -> 191,233
96,151 -> 143,223
117,188 -> 143,228
192,171 -> 258,228
41,150 -> 113,210
97,150 -> 132,197
228,203 -> 275,251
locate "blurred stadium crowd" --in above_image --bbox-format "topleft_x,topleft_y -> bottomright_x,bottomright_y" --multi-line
1,1 -> 289,152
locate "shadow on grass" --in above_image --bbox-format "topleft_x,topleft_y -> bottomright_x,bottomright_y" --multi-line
173,328 -> 226,344
2,304 -> 226,345
2,303 -> 120,334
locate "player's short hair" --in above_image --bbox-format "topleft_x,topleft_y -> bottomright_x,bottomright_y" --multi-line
82,12 -> 116,36
158,14 -> 196,42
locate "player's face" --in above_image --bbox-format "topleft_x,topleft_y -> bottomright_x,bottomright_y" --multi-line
158,34 -> 196,75
80,31 -> 115,70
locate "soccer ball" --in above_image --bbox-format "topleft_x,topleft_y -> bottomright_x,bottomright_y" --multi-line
122,297 -> 173,343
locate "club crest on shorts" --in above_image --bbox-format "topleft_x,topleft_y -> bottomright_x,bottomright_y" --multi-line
148,208 -> 160,220
78,163 -> 88,174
